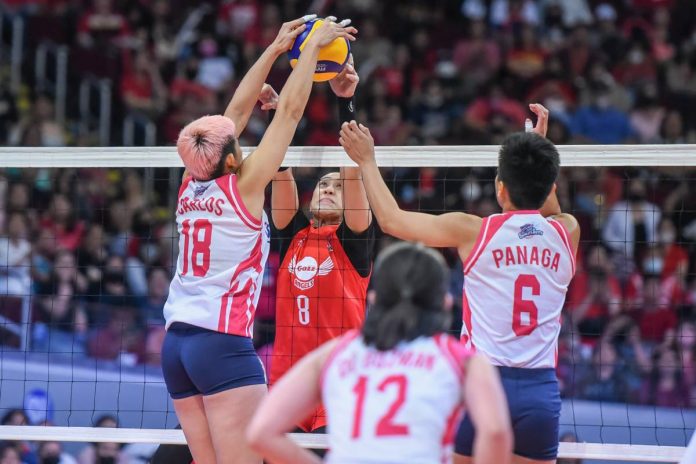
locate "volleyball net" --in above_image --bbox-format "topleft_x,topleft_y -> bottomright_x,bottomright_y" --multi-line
0,145 -> 693,463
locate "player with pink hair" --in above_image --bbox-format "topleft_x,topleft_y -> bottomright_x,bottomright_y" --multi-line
161,16 -> 357,464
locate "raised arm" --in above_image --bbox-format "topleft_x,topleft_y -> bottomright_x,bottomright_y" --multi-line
529,102 -> 581,254
271,168 -> 299,229
339,122 -> 481,249
463,354 -> 513,464
341,165 -> 371,233
257,87 -> 299,228
541,187 -> 581,254
237,19 -> 357,216
223,15 -> 316,135
329,55 -> 371,233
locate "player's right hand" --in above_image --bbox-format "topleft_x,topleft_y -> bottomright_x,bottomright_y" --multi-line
340,121 -> 375,166
307,17 -> 357,48
330,54 -> 359,98
527,103 -> 549,138
270,14 -> 317,54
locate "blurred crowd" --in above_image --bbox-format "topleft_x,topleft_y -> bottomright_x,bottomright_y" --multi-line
1,0 -> 696,146
0,0 -> 694,436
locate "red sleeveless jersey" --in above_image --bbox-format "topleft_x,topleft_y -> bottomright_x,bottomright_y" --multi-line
271,221 -> 370,430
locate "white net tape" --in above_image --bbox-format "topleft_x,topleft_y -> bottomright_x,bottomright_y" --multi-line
0,145 -> 694,463
0,144 -> 694,167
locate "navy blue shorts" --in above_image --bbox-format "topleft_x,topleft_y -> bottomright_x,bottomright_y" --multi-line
455,366 -> 561,461
162,323 -> 267,399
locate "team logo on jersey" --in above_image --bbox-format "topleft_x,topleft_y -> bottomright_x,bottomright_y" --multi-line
518,223 -> 544,239
288,255 -> 334,289
193,184 -> 210,197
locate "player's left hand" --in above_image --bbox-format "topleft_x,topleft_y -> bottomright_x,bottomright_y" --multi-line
527,103 -> 549,138
340,121 -> 375,166
330,54 -> 359,98
270,14 -> 317,54
258,83 -> 279,111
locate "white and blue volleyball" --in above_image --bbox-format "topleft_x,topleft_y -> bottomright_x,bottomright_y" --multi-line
288,19 -> 350,82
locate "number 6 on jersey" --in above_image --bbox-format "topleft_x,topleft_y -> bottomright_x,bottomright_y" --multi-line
512,274 -> 540,336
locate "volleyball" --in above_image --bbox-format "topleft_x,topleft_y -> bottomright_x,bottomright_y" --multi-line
288,19 -> 350,82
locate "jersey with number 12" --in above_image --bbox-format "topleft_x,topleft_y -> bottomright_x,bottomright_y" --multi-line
322,331 -> 470,464
163,173 -> 270,337
461,211 -> 575,368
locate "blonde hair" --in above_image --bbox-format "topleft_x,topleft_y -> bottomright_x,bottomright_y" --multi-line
177,115 -> 237,180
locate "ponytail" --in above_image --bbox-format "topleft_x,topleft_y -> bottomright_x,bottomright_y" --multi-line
362,300 -> 451,351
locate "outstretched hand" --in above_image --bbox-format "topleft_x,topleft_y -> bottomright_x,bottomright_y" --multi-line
307,16 -> 357,48
258,83 -> 279,111
330,54 -> 359,98
339,121 -> 375,166
527,103 -> 549,138
270,14 -> 318,54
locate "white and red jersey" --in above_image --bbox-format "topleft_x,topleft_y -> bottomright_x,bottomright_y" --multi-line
163,173 -> 270,337
321,331 -> 470,464
461,211 -> 575,368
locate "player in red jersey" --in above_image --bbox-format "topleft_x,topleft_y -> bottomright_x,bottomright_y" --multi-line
247,242 -> 512,464
340,106 -> 580,464
257,56 -> 374,433
161,17 -> 357,464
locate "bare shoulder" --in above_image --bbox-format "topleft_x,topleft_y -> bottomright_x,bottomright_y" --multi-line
550,213 -> 581,250
448,212 -> 484,261
441,212 -> 484,238
550,213 -> 579,234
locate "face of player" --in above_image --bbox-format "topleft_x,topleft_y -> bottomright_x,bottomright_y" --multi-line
310,172 -> 343,223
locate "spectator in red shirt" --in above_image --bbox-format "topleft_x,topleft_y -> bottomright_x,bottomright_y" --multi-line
244,3 -> 283,51
635,272 -> 677,343
625,243 -> 686,312
657,217 -> 689,278
121,49 -> 167,118
373,44 -> 413,100
452,19 -> 501,93
40,194 -> 85,252
613,41 -> 657,90
217,0 -> 259,40
465,84 -> 527,134
77,0 -> 132,49
567,245 -> 623,339
169,57 -> 216,109
505,24 -> 546,82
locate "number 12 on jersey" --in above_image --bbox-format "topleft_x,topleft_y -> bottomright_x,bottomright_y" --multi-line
351,374 -> 410,439
181,219 -> 212,277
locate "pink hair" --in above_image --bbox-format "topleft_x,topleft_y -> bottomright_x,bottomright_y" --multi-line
177,115 -> 237,180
